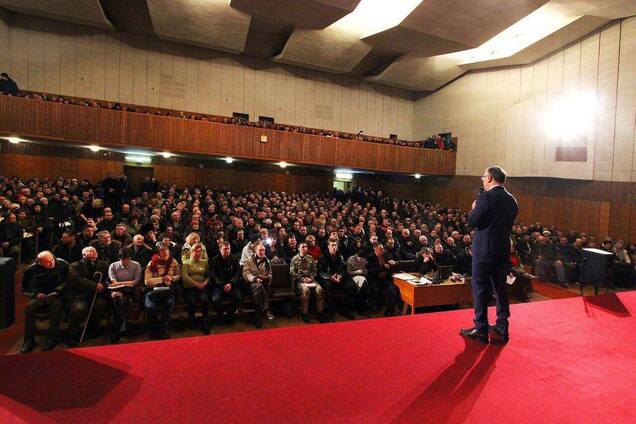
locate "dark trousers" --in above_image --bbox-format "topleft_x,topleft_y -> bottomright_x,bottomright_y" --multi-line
24,297 -> 64,340
111,289 -> 134,334
249,282 -> 269,311
321,279 -> 357,314
183,287 -> 211,320
471,260 -> 510,333
67,294 -> 110,337
144,293 -> 175,334
211,285 -> 242,313
368,276 -> 400,312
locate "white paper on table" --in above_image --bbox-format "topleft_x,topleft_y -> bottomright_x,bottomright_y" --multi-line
506,275 -> 516,285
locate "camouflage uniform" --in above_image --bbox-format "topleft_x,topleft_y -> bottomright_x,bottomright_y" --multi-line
290,253 -> 324,315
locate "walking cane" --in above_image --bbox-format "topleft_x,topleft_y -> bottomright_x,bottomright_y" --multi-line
79,271 -> 103,345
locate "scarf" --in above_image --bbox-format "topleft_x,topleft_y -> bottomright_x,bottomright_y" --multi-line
149,254 -> 173,277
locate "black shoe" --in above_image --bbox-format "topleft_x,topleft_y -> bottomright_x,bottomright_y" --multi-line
42,338 -> 58,351
65,337 -> 79,348
459,327 -> 489,344
318,313 -> 329,323
110,332 -> 121,344
302,314 -> 311,323
341,309 -> 354,320
489,325 -> 509,345
254,312 -> 263,328
158,330 -> 170,340
188,318 -> 197,330
202,319 -> 210,335
20,338 -> 36,354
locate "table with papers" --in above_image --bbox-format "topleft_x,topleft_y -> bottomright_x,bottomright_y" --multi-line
393,272 -> 473,315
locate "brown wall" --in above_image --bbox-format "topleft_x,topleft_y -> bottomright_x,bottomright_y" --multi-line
363,175 -> 633,241
3,143 -> 636,241
0,95 -> 455,176
0,142 -> 333,194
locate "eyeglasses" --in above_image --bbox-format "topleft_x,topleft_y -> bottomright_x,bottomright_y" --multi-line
480,175 -> 490,180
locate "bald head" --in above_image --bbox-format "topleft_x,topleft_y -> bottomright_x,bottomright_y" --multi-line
37,251 -> 55,269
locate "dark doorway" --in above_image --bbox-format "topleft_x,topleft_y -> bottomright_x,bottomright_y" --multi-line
124,166 -> 153,195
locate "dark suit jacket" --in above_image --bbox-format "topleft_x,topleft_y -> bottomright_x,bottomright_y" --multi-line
469,185 -> 518,263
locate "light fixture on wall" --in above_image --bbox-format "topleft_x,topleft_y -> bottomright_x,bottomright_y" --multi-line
3,136 -> 25,144
160,152 -> 172,159
542,90 -> 599,142
88,145 -> 101,152
414,174 -> 421,179
335,169 -> 354,181
125,155 -> 152,164
278,161 -> 288,169
225,156 -> 234,164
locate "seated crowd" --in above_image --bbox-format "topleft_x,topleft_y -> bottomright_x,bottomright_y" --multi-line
0,72 -> 454,150
1,174 -> 634,354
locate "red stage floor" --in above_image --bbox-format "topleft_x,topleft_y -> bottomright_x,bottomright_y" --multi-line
1,292 -> 635,423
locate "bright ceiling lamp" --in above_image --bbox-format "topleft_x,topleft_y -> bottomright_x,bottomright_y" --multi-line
329,0 -> 423,38
542,90 -> 599,141
448,4 -> 579,64
278,161 -> 288,169
414,173 -> 421,179
160,152 -> 172,159
224,157 -> 234,164
87,145 -> 101,152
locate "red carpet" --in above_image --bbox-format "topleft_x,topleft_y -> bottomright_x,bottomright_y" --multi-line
1,292 -> 636,423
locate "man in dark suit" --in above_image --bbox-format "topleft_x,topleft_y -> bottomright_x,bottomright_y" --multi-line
461,166 -> 518,344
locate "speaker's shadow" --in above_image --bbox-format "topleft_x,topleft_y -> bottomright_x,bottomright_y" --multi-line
0,350 -> 142,422
583,293 -> 632,318
390,338 -> 504,423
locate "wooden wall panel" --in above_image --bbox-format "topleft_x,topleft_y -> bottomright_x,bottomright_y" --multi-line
353,174 -> 636,241
0,95 -> 455,175
2,144 -> 636,241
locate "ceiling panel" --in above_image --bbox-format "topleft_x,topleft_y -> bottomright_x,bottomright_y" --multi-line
460,15 -> 611,70
367,53 -> 464,92
3,0 -> 636,92
0,0 -> 113,30
231,0 -> 360,29
147,0 -> 251,54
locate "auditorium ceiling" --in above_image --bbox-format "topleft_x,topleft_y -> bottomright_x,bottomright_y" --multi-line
0,0 -> 635,93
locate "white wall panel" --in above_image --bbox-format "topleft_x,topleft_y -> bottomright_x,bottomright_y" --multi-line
0,9 -> 10,73
416,18 -> 636,182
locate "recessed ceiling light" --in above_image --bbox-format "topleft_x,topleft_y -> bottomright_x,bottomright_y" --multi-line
225,157 -> 234,164
414,174 -> 421,179
161,152 -> 172,159
278,161 -> 288,169
88,145 -> 101,152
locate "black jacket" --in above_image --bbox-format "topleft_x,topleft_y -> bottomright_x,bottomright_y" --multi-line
52,242 -> 83,264
68,258 -> 110,296
21,258 -> 69,298
469,186 -> 518,263
317,251 -> 346,281
129,244 -> 154,269
209,253 -> 241,288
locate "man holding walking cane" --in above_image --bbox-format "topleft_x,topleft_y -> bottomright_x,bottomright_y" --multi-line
67,246 -> 109,347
